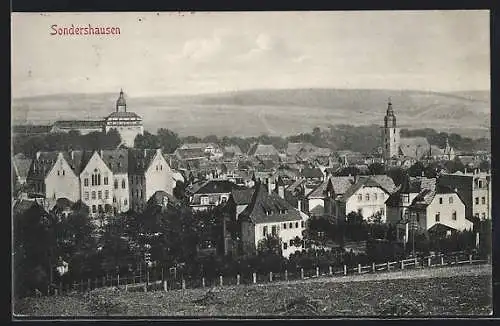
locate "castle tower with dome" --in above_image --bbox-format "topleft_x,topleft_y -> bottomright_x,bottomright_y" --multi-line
103,89 -> 144,148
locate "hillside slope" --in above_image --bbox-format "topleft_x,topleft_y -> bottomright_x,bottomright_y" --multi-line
12,89 -> 490,138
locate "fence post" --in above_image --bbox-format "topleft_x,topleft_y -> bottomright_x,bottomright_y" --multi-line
329,266 -> 333,276
301,268 -> 304,279
125,284 -> 128,292
343,265 -> 347,276
143,283 -> 147,292
237,274 -> 240,285
106,273 -> 109,286
117,274 -> 120,287
88,279 -> 91,291
441,255 -> 445,266
55,289 -> 59,296
219,275 -> 223,287
316,266 -> 320,277
269,271 -> 273,282
428,257 -> 431,267
253,273 -> 257,284
202,277 -> 206,288
387,262 -> 390,271
358,264 -> 362,274
414,257 -> 418,268
469,254 -> 473,264
400,261 -> 404,270
73,282 -> 77,292
182,279 -> 186,290
59,282 -> 63,295
487,254 -> 491,264
285,270 -> 288,281
133,275 -> 136,285
161,268 -> 164,282
163,280 -> 168,292
372,262 -> 376,273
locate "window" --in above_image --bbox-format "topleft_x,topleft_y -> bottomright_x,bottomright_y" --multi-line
402,194 -> 409,203
271,226 -> 277,236
435,212 -> 440,222
475,213 -> 480,219
283,223 -> 287,229
452,211 -> 457,220
290,239 -> 293,246
113,196 -> 116,203
482,197 -> 486,205
365,194 -> 370,201
475,197 -> 479,205
124,199 -> 128,206
295,222 -> 299,228
478,180 -> 483,188
98,191 -> 102,199
98,205 -> 103,213
91,191 -> 96,200
416,213 -> 420,223
289,222 -> 293,229
156,166 -> 158,171
301,221 -> 305,228
439,197 -> 443,204
160,165 -> 163,171
449,197 -> 453,204
482,212 -> 486,219
114,180 -> 118,189
84,178 -> 89,187
374,193 -> 378,201
104,177 -> 109,185
140,190 -> 143,199
122,179 -> 126,189
92,205 -> 96,213
283,243 -> 288,250
358,194 -> 362,202
105,190 -> 109,199
57,171 -> 60,176
62,170 -> 65,176
84,192 -> 89,200
263,226 -> 268,237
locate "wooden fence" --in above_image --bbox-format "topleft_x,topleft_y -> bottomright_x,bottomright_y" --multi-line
47,252 -> 490,296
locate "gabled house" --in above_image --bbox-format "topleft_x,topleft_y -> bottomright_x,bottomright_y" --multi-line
239,182 -> 308,258
79,151 -> 114,218
12,153 -> 32,186
187,179 -> 245,212
335,177 -> 392,223
304,177 -> 335,219
247,143 -> 280,161
223,188 -> 256,255
101,149 -> 130,214
407,184 -> 472,235
128,148 -> 174,212
27,151 -> 81,203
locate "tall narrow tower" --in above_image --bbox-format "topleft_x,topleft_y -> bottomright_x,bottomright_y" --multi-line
381,98 -> 400,160
116,88 -> 127,112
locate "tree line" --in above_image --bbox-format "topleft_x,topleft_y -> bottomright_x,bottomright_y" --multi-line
12,125 -> 490,157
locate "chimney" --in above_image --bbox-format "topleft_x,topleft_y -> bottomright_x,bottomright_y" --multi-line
421,171 -> 425,177
267,178 -> 273,195
465,167 -> 467,174
297,199 -> 302,212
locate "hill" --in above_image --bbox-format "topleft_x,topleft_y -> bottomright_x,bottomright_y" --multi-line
11,89 -> 490,139
14,265 -> 491,317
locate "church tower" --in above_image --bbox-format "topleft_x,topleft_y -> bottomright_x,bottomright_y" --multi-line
381,98 -> 400,160
116,89 -> 127,112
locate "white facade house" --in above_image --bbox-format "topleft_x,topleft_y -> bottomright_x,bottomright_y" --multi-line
239,182 -> 308,258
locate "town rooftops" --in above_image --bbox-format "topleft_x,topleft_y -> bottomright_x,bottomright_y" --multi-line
239,182 -> 302,224
128,148 -> 163,174
174,147 -> 207,161
13,125 -> 53,135
307,178 -> 333,199
147,190 -> 181,208
399,137 -> 430,159
329,176 -> 356,195
100,149 -> 129,174
301,167 -> 324,179
188,179 -> 245,195
247,143 -> 279,157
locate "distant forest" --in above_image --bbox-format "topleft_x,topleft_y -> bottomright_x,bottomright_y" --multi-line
12,125 -> 490,157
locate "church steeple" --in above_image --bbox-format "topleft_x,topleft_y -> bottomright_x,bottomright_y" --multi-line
384,97 -> 396,128
116,89 -> 127,112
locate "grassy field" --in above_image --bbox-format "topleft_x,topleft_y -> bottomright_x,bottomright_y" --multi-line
14,265 -> 492,318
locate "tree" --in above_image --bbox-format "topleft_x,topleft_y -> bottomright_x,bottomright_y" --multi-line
134,131 -> 160,149
257,234 -> 282,256
157,128 -> 181,153
408,161 -> 425,177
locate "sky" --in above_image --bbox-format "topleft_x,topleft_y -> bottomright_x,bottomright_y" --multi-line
11,10 -> 490,98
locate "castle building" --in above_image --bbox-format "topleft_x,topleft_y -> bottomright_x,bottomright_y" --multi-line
51,89 -> 144,148
381,99 -> 400,161
104,90 -> 144,148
